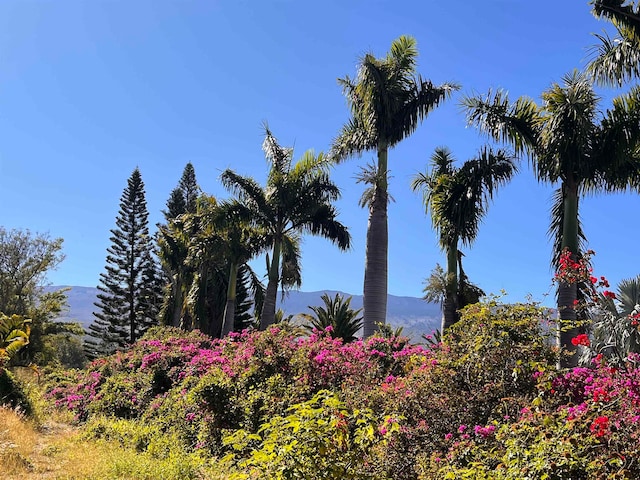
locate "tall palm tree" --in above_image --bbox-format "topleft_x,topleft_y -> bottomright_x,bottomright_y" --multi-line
462,70 -> 640,367
330,35 -> 459,337
221,127 -> 351,330
589,0 -> 640,86
411,147 -> 516,331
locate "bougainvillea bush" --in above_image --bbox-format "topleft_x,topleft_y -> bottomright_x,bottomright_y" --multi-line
48,293 -> 640,479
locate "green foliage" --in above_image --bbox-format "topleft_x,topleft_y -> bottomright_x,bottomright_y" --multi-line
89,168 -> 162,356
0,369 -> 31,414
302,293 -> 363,342
0,314 -> 30,367
221,125 -> 351,329
350,299 -> 558,479
223,390 -> 399,480
374,321 -> 405,339
83,416 -> 212,480
43,333 -> 87,369
0,227 -> 80,366
158,195 -> 264,337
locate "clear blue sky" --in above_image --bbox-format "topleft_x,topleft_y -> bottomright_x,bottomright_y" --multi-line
0,1 -> 636,304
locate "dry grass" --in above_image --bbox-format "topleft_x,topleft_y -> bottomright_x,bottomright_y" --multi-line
1,406 -> 103,479
1,407 -> 233,479
2,368 -> 232,479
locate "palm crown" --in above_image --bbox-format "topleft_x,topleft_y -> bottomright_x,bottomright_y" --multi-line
462,70 -> 640,366
412,146 -> 516,330
222,126 -> 351,329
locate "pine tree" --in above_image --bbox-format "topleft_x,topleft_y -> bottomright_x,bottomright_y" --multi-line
88,168 -> 161,357
162,162 -> 200,222
158,163 -> 200,327
179,163 -> 199,215
163,188 -> 187,222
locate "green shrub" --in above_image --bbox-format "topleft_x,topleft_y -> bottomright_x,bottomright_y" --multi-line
0,368 -> 31,414
222,389 -> 400,480
354,299 -> 558,479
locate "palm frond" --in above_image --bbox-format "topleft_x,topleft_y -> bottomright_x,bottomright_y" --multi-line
591,0 -> 640,34
617,275 -> 640,316
303,293 -> 363,342
329,116 -> 377,163
291,150 -> 332,177
262,123 -> 293,176
389,79 -> 459,147
220,170 -> 273,223
461,89 -> 539,156
588,27 -> 640,86
593,85 -> 640,191
447,147 -> 517,246
422,264 -> 448,305
355,162 -> 394,208
280,233 -> 302,292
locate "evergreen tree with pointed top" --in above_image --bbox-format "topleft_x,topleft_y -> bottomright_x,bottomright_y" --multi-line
158,162 -> 201,327
88,168 -> 161,357
163,188 -> 187,222
179,162 -> 199,214
163,163 -> 200,222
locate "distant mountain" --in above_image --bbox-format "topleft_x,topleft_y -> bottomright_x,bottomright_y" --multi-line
48,286 -> 441,340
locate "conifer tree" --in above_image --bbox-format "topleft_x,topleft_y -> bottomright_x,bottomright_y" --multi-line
162,162 -> 200,222
158,163 -> 200,327
88,168 -> 161,356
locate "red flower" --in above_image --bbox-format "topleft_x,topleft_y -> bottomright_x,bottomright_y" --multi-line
571,334 -> 590,347
590,276 -> 598,284
603,290 -> 616,299
590,416 -> 609,438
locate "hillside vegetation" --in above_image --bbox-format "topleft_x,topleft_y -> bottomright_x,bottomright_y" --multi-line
5,297 -> 634,479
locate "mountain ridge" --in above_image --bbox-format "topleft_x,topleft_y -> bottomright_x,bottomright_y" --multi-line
48,286 -> 441,340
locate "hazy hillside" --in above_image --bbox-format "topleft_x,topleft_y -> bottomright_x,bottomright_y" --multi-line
48,286 -> 441,340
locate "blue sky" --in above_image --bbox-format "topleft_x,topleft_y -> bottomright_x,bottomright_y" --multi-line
0,1 -> 636,304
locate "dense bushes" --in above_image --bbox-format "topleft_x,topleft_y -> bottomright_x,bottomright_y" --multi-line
47,301 -> 640,479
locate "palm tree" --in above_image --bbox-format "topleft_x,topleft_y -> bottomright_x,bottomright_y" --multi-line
221,127 -> 351,330
302,293 -> 363,343
199,200 -> 269,337
589,0 -> 640,86
157,214 -> 196,329
411,146 -> 516,331
183,196 -> 265,337
330,35 -> 459,337
462,70 -> 640,366
159,196 -> 264,337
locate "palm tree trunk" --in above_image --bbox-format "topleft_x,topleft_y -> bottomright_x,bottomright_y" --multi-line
442,242 -> 459,331
362,141 -> 389,337
260,240 -> 281,330
221,262 -> 238,337
170,276 -> 182,327
558,181 -> 580,368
